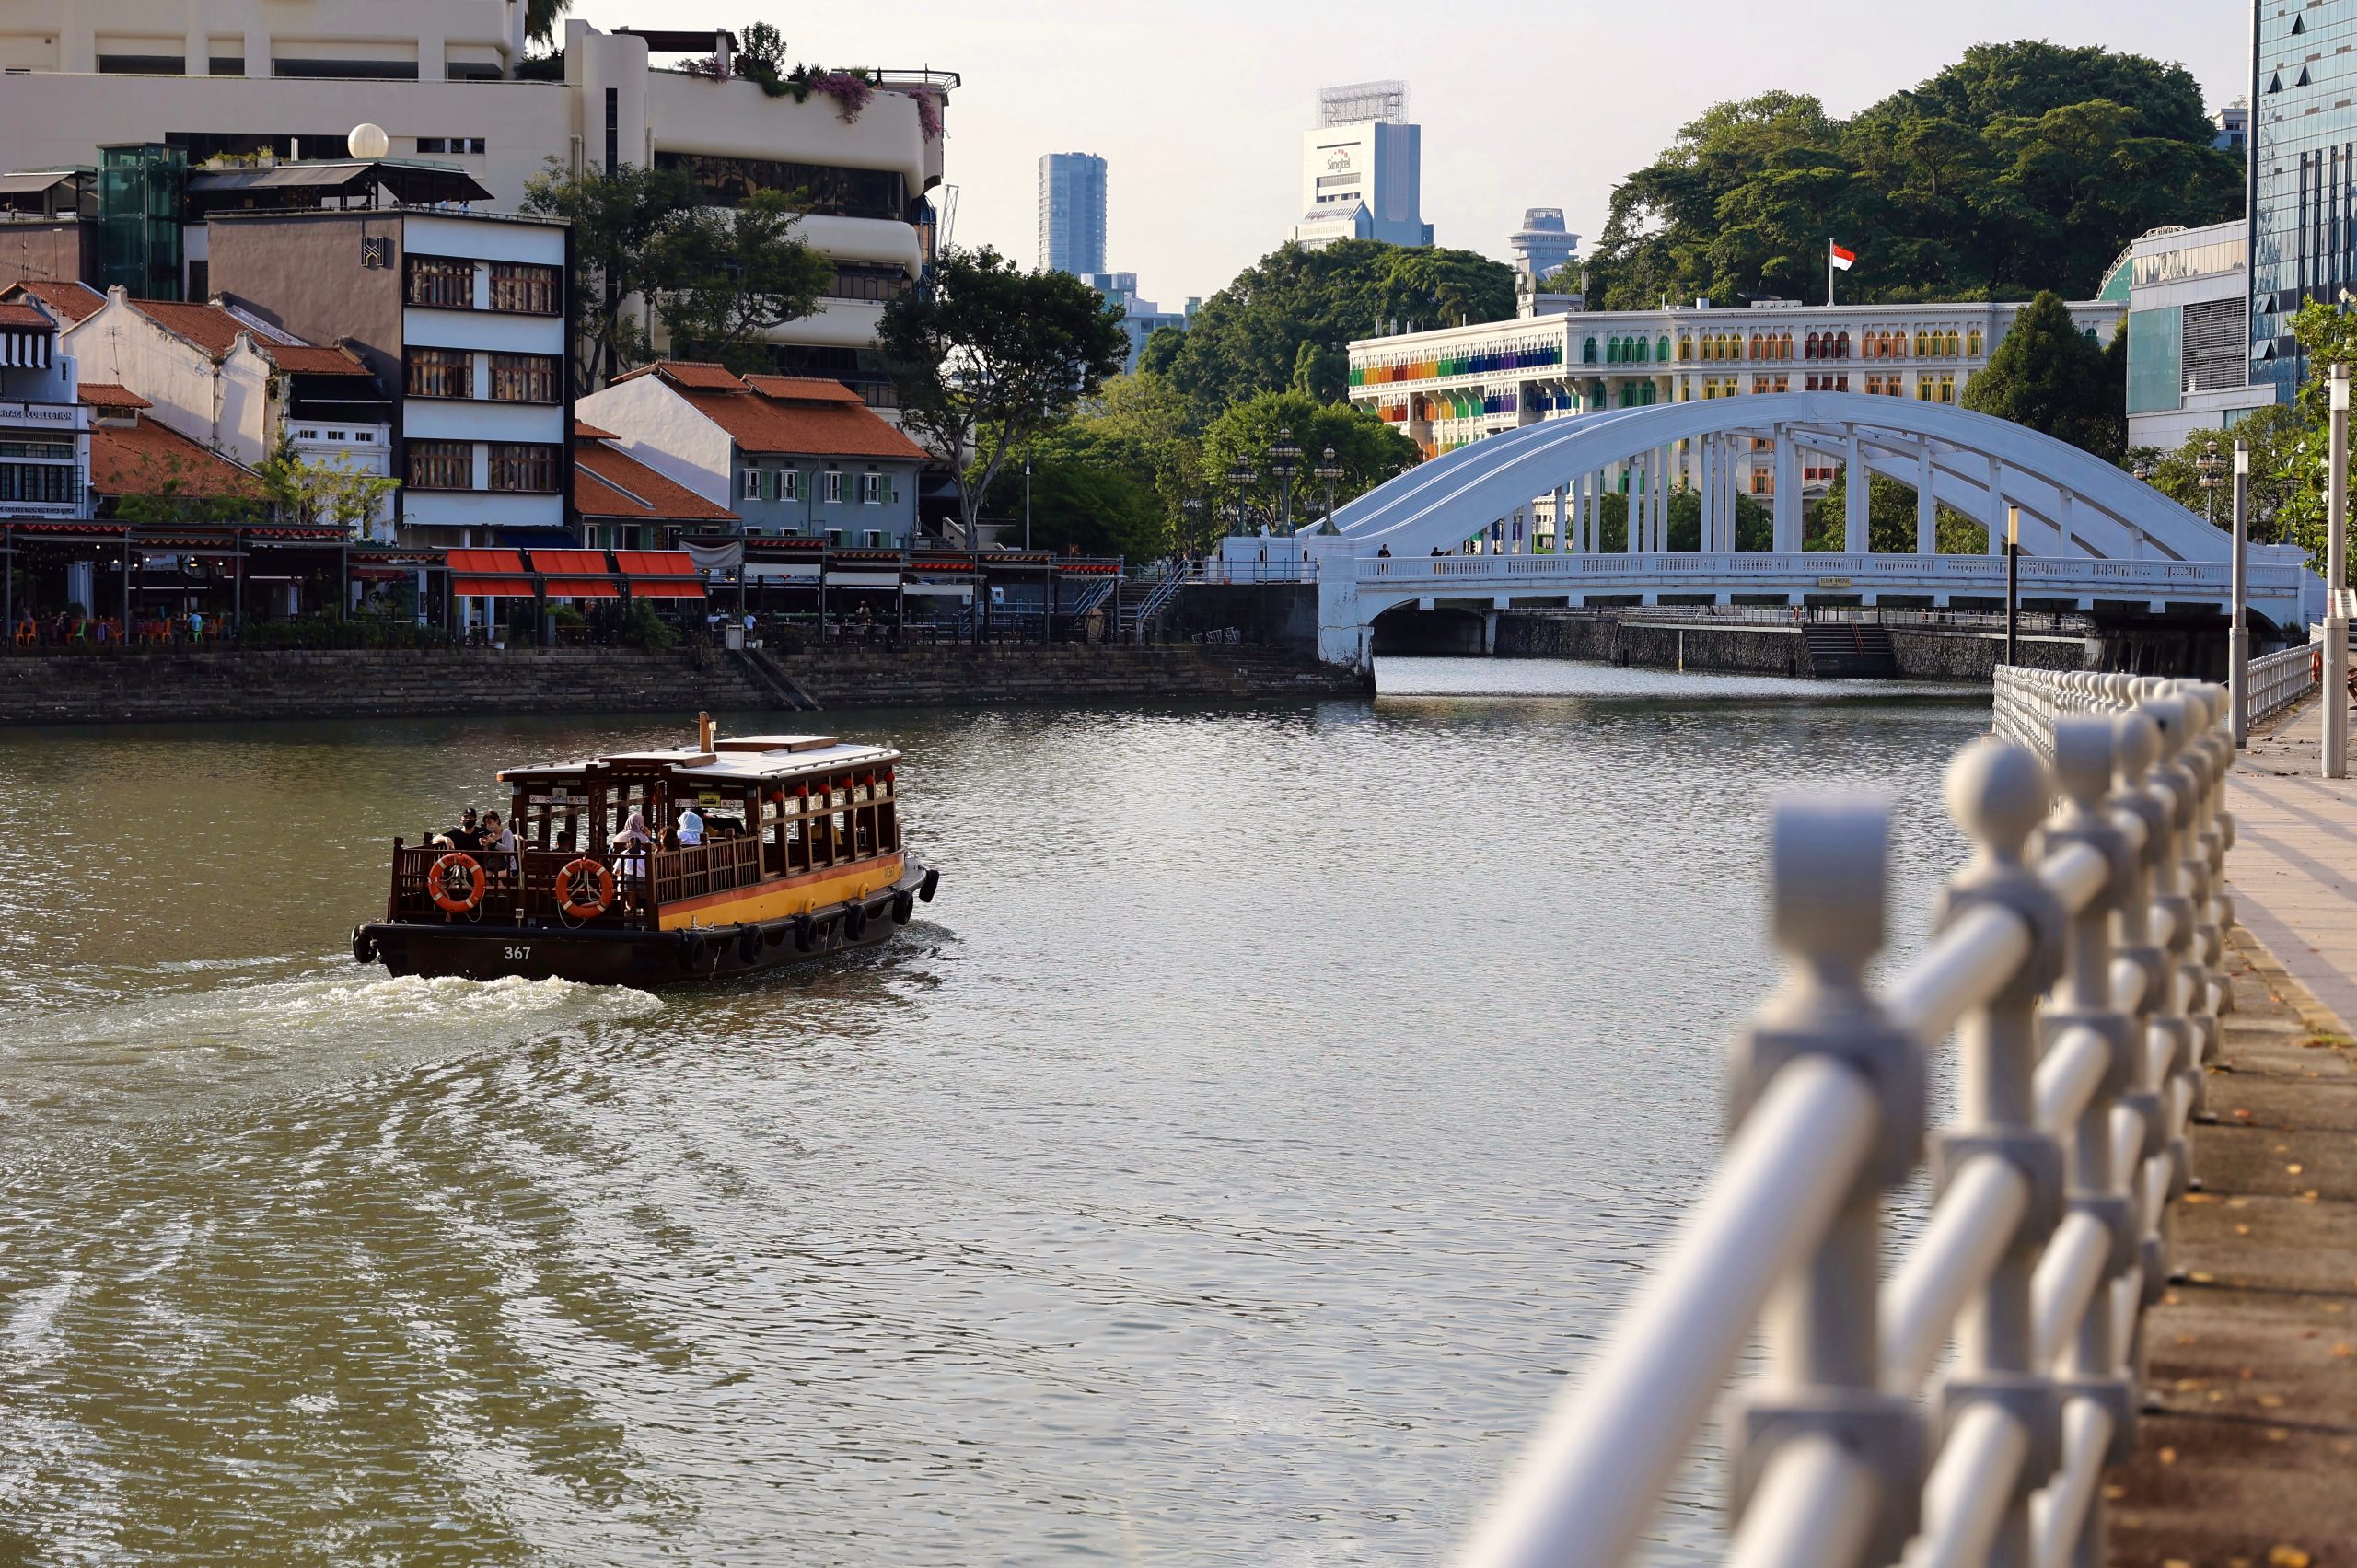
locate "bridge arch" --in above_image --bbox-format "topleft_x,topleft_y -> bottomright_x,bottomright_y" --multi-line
1288,393 -> 2319,668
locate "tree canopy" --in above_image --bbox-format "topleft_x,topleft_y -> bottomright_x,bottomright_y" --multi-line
1150,240 -> 1516,428
1198,390 -> 1421,533
879,245 -> 1131,543
1959,290 -> 2126,463
1582,41 -> 2239,309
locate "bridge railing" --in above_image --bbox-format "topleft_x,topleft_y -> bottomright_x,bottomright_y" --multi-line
2249,642 -> 2317,727
1459,671 -> 2236,1568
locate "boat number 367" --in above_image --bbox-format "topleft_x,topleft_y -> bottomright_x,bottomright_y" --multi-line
504,947 -> 532,962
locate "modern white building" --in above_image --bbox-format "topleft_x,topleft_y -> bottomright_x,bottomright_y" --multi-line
1083,273 -> 1188,374
2120,221 -> 2272,453
1507,208 -> 1578,281
0,4 -> 954,408
1291,80 -> 1430,251
1348,294 -> 2121,504
1038,152 -> 1107,277
0,296 -> 91,524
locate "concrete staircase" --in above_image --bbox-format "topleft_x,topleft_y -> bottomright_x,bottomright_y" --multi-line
1801,620 -> 1899,679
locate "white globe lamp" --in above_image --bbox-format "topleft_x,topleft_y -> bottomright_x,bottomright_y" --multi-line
347,123 -> 390,161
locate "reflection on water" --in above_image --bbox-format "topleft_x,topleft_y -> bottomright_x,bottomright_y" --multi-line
0,689 -> 1988,1565
1376,654 -> 1981,702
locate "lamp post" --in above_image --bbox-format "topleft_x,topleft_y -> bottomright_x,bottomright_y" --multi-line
2196,436 -> 2223,527
2327,363 -> 2350,779
1023,451 -> 1032,553
2004,503 -> 2019,668
1267,426 -> 1303,535
1182,494 -> 1204,561
1314,446 -> 1346,530
2231,436 -> 2250,747
1227,460 -> 1256,537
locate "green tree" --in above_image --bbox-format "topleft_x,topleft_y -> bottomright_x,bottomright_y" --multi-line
1197,390 -> 1419,532
522,159 -> 704,392
879,245 -> 1130,543
526,0 -> 572,45
653,190 -> 832,373
1156,240 -> 1515,427
252,432 -> 401,537
1582,41 -> 2240,308
1960,290 -> 2122,461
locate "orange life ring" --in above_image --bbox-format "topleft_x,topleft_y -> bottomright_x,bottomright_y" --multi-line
554,856 -> 616,919
428,852 -> 486,914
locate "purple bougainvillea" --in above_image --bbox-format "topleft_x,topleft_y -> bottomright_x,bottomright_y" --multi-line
808,70 -> 875,123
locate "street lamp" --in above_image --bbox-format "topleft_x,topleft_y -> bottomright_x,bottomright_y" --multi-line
1181,494 -> 1204,559
2231,437 -> 2250,747
1226,460 -> 1257,535
1267,426 -> 1303,535
1023,451 -> 1032,552
2196,437 -> 2223,528
2004,504 -> 2020,668
1314,446 -> 1347,529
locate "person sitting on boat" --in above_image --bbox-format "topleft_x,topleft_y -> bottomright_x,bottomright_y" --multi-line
677,806 -> 705,847
481,811 -> 518,883
432,808 -> 485,853
610,810 -> 655,901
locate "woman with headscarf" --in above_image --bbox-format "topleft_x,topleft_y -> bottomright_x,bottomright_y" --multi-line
610,809 -> 655,905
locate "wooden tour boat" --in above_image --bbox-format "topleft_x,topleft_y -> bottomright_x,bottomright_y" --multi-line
354,714 -> 939,985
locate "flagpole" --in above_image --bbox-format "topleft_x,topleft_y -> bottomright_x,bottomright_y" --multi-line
1827,239 -> 1834,308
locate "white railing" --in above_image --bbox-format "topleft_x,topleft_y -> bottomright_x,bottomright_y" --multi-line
1459,671 -> 2238,1568
2248,643 -> 2317,727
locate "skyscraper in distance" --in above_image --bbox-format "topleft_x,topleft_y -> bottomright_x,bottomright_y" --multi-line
1291,80 -> 1431,251
1038,152 -> 1108,276
1508,209 -> 1580,280
2250,2 -> 2356,400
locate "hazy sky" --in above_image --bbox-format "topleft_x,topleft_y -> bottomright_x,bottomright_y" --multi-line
568,0 -> 2248,306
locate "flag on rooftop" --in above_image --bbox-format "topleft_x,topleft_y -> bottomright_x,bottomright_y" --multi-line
1829,242 -> 1857,272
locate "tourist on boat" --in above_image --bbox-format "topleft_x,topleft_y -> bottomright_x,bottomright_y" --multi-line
677,805 -> 705,847
433,808 -> 485,853
481,812 -> 517,882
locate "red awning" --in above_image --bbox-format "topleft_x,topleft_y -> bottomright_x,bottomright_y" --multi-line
526,548 -> 622,599
616,549 -> 707,599
447,548 -> 529,598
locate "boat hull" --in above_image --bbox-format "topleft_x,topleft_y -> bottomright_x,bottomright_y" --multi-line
354,862 -> 937,987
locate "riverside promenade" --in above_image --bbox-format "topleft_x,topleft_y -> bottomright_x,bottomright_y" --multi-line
2107,695 -> 2357,1565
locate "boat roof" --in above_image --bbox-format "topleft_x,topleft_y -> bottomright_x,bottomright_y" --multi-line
496,737 -> 898,785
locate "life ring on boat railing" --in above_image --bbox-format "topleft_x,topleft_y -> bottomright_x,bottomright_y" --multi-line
919,867 -> 941,903
892,890 -> 916,925
793,913 -> 817,953
842,900 -> 869,940
351,925 -> 377,964
428,853 -> 486,914
553,856 -> 616,921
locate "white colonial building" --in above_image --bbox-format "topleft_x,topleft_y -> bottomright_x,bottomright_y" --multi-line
1347,295 -> 2122,505
0,296 -> 90,524
0,2 -> 953,410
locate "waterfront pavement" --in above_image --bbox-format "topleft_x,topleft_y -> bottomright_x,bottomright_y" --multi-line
2105,694 -> 2357,1566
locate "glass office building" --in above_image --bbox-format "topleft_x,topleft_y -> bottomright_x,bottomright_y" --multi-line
1037,152 -> 1108,277
2250,0 -> 2357,399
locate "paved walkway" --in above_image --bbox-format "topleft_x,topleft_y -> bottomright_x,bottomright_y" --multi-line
2105,695 -> 2357,1566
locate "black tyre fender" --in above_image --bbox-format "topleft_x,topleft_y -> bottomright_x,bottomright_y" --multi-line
736,925 -> 761,965
679,933 -> 712,970
793,913 -> 817,953
762,920 -> 790,949
842,900 -> 869,940
892,889 -> 916,925
352,926 -> 377,965
919,867 -> 941,903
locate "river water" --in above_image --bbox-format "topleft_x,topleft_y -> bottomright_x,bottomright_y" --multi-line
0,659 -> 1987,1566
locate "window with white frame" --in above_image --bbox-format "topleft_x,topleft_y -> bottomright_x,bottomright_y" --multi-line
821,470 -> 843,504
863,528 -> 888,548
743,467 -> 762,501
778,469 -> 800,502
860,471 -> 882,505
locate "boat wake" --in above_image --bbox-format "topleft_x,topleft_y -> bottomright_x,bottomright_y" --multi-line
0,967 -> 660,1138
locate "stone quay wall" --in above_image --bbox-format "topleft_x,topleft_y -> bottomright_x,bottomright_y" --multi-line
1494,612 -> 2093,679
0,645 -> 1365,727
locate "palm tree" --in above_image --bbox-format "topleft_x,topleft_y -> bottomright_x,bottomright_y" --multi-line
526,0 -> 573,45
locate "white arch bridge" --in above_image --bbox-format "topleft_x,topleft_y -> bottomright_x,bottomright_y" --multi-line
1252,394 -> 2321,669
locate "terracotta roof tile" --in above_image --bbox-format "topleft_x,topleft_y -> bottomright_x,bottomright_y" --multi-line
0,302 -> 54,330
89,419 -> 264,502
678,388 -> 930,462
127,300 -> 362,374
77,382 -> 152,410
610,360 -> 746,391
740,374 -> 862,404
263,343 -> 372,376
574,438 -> 738,524
2,279 -> 103,324
574,418 -> 620,440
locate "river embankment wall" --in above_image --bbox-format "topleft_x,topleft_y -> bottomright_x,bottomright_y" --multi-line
1493,613 -> 2093,679
0,644 -> 1366,726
